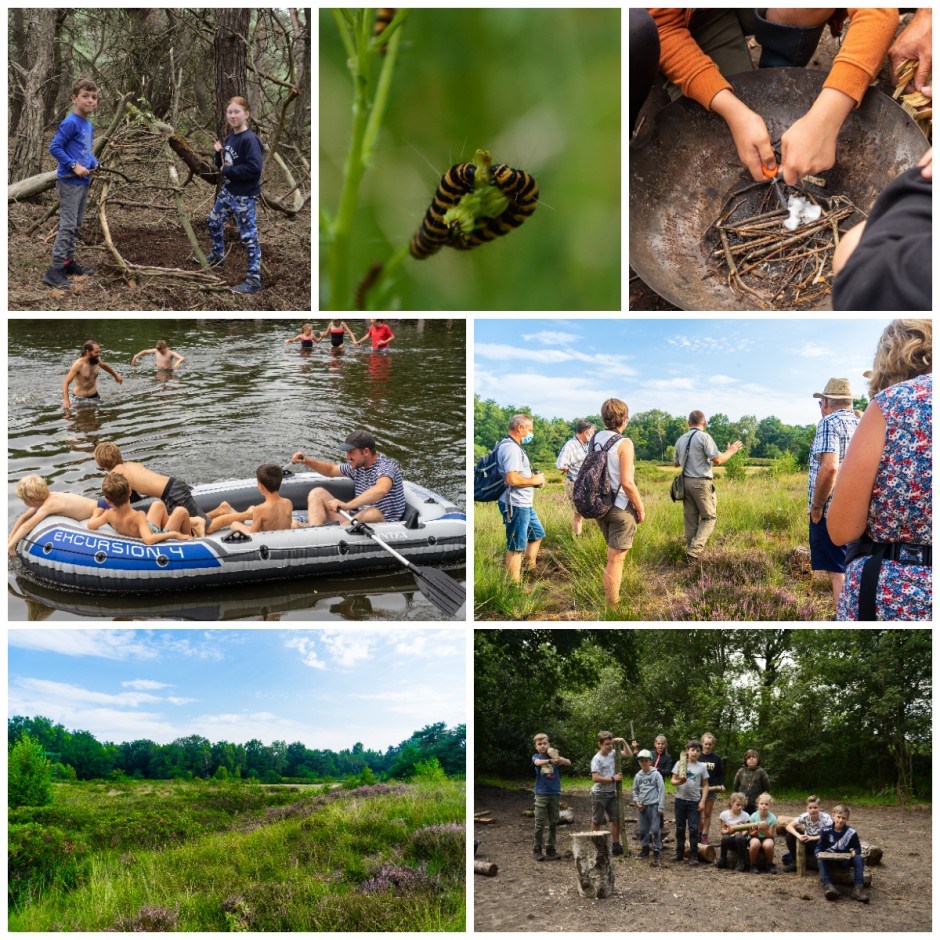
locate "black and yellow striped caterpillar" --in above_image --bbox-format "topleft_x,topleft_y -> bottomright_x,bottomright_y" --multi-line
374,9 -> 395,52
409,157 -> 538,260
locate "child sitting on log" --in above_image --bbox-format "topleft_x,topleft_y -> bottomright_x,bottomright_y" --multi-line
714,791 -> 751,871
531,733 -> 571,862
783,794 -> 832,872
816,804 -> 869,903
590,731 -> 630,857
747,791 -> 778,874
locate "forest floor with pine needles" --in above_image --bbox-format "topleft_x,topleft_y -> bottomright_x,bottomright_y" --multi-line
474,783 -> 931,932
8,191 -> 310,312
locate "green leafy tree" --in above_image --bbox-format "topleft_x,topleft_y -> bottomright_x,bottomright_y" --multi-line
722,449 -> 747,481
9,733 -> 53,808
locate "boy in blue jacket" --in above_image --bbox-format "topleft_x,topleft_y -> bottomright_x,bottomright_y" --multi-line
816,805 -> 870,903
206,96 -> 264,294
44,78 -> 100,289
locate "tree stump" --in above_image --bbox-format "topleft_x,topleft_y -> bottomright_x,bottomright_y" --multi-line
829,867 -> 873,887
474,861 -> 498,877
572,831 -> 614,898
697,843 -> 716,863
862,842 -> 883,866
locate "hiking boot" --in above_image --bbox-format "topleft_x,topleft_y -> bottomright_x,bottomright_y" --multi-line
651,852 -> 661,866
851,884 -> 870,904
612,842 -> 623,857
545,848 -> 560,861
714,857 -> 728,869
42,265 -> 71,289
64,259 -> 93,276
767,863 -> 778,874
823,883 -> 839,901
735,861 -> 748,872
669,853 -> 684,863
533,847 -> 545,862
232,277 -> 261,294
635,848 -> 650,860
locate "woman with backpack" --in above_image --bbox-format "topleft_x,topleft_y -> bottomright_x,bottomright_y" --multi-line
590,398 -> 646,608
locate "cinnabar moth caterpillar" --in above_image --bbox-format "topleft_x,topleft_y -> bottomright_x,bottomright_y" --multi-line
409,162 -> 477,259
454,163 -> 539,250
374,9 -> 395,52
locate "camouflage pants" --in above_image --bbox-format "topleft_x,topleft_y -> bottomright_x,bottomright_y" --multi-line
208,188 -> 261,278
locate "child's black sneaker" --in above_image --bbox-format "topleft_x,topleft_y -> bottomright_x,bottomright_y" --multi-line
651,851 -> 661,865
42,265 -> 71,289
669,853 -> 684,863
545,848 -> 560,861
611,842 -> 623,857
232,277 -> 261,295
714,857 -> 728,869
782,862 -> 797,872
735,860 -> 747,872
64,259 -> 93,276
823,883 -> 839,901
533,847 -> 545,862
767,863 -> 778,874
750,865 -> 760,874
689,856 -> 701,866
634,848 -> 650,859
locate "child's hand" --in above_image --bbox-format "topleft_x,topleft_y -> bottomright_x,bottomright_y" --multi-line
73,164 -> 91,178
613,772 -> 622,782
114,373 -> 123,384
214,140 -> 223,153
169,531 -> 192,541
634,801 -> 642,809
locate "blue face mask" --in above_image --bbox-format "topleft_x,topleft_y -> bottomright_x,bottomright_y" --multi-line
521,433 -> 534,445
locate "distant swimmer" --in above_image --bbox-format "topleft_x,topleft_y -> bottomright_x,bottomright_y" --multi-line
132,339 -> 185,369
62,339 -> 122,409
285,323 -> 319,349
320,319 -> 358,349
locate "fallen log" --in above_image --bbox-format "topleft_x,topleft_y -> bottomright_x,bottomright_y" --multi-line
862,842 -> 883,866
697,843 -> 716,863
572,831 -> 614,899
474,860 -> 498,877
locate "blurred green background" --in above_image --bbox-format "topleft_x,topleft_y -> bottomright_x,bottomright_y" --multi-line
319,8 -> 621,311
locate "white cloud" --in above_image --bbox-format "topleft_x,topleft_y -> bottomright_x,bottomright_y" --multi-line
521,330 -> 581,345
795,342 -> 831,358
158,634 -> 224,662
193,711 -> 316,745
707,374 -> 737,387
283,635 -> 327,670
666,335 -> 755,354
474,343 -> 636,377
390,630 -> 461,659
8,630 -> 158,660
351,684 -> 465,720
123,679 -> 172,690
319,632 -> 375,667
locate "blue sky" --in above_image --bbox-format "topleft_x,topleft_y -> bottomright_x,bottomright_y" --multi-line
474,318 -> 894,425
8,629 -> 465,751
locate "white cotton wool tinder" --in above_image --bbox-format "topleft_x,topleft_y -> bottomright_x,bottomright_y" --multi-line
783,195 -> 822,231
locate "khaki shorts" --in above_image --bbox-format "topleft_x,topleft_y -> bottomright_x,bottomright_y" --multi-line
598,504 -> 638,551
564,478 -> 576,502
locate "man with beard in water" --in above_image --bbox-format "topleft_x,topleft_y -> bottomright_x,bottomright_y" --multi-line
61,340 -> 122,409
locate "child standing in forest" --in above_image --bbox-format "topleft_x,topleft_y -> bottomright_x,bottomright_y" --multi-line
670,739 -> 709,864
205,96 -> 264,294
44,78 -> 100,289
531,733 -> 571,862
632,749 -> 665,864
590,732 -> 630,856
698,732 -> 725,843
733,749 -> 771,814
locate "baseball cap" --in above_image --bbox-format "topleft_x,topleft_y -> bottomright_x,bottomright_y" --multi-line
339,430 -> 376,452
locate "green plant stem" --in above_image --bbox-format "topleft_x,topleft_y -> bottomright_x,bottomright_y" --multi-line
364,241 -> 410,309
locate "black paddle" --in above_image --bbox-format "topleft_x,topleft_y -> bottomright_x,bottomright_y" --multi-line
337,510 -> 466,617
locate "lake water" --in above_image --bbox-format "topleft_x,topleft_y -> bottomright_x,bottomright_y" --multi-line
8,318 -> 467,621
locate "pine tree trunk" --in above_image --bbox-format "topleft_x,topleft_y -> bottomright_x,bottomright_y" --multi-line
214,8 -> 251,139
9,9 -> 58,181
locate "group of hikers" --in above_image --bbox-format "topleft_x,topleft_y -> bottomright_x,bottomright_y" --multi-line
532,730 -> 873,902
630,8 -> 931,310
480,318 -> 931,621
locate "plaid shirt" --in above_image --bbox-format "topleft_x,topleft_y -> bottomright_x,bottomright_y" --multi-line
808,408 -> 860,515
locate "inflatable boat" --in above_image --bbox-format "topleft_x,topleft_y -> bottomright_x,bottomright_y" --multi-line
14,471 -> 466,594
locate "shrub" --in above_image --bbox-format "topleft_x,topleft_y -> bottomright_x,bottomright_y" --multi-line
9,733 -> 53,809
8,823 -> 89,906
413,758 -> 447,784
359,863 -> 429,895
407,823 -> 464,876
111,903 -> 179,932
722,450 -> 747,482
770,451 -> 799,478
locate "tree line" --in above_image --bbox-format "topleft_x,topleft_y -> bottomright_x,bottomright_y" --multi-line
474,395 -> 868,468
7,718 -> 465,783
475,629 -> 930,801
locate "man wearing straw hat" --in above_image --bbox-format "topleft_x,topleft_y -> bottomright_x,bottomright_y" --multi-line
808,378 -> 860,605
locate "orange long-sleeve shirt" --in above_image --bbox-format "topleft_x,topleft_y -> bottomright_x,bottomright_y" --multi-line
650,8 -> 899,111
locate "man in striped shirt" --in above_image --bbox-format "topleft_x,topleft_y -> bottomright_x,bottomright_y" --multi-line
292,430 -> 405,525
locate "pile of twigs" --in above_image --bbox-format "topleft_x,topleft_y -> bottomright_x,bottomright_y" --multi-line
705,179 -> 866,309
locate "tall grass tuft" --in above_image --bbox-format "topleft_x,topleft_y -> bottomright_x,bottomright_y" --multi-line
475,466 -> 832,621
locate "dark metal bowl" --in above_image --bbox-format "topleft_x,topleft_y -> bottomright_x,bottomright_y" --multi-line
629,68 -> 929,310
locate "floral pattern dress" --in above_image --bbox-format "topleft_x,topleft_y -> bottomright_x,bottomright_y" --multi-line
838,373 -> 932,621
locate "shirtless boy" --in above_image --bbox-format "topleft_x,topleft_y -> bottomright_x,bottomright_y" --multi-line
62,340 -> 123,409
94,441 -> 211,523
132,340 -> 185,369
8,475 -> 98,554
207,464 -> 295,535
88,472 -> 200,544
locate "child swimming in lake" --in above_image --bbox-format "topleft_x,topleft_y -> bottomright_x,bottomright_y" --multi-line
132,340 -> 185,369
356,319 -> 395,350
321,319 -> 358,349
285,323 -> 318,349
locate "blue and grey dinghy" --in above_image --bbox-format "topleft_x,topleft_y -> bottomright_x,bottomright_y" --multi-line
15,471 -> 466,615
